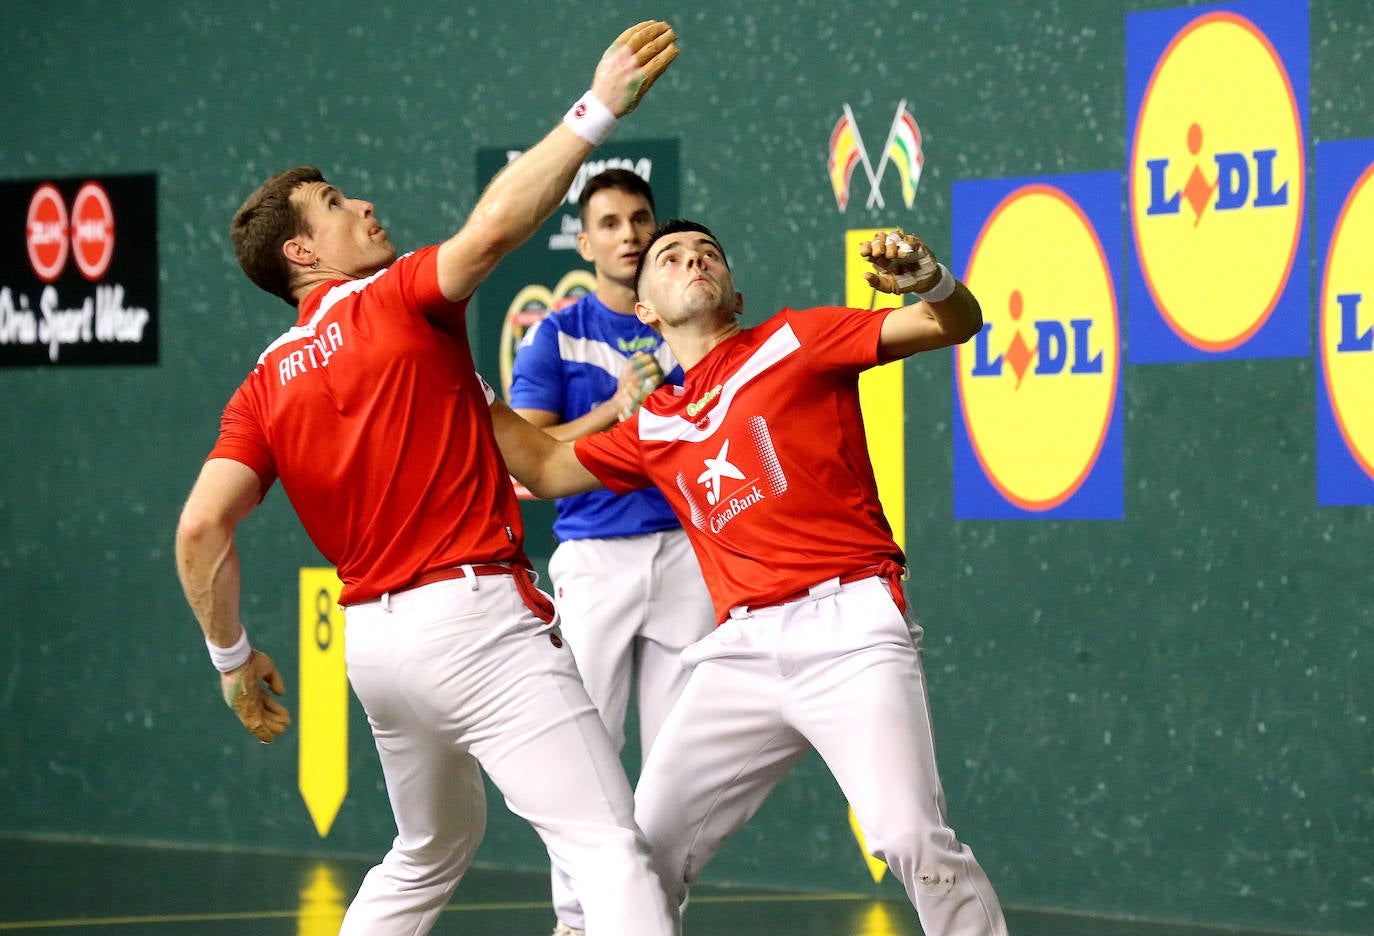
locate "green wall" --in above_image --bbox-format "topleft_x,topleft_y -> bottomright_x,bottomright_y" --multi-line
1,1 -> 1370,933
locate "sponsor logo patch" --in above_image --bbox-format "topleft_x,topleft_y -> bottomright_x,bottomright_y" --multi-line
1316,138 -> 1374,504
1127,2 -> 1309,361
953,173 -> 1123,519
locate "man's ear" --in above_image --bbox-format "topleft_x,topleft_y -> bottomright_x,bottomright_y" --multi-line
733,291 -> 745,317
282,237 -> 314,269
576,229 -> 595,263
634,299 -> 659,327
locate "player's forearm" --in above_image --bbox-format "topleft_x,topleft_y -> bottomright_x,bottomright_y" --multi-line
540,399 -> 622,441
436,125 -> 597,301
879,280 -> 984,359
491,400 -> 604,498
470,124 -> 596,259
438,23 -> 677,303
175,514 -> 245,648
924,281 -> 983,345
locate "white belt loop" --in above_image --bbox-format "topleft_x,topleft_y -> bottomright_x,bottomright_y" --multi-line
381,592 -> 391,612
460,563 -> 478,590
808,576 -> 842,599
728,605 -> 750,620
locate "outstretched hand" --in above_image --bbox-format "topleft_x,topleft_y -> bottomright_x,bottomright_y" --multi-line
592,20 -> 679,117
860,230 -> 945,296
221,650 -> 291,743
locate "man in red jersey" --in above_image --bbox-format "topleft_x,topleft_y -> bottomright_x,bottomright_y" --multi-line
491,220 -> 1010,936
174,23 -> 679,936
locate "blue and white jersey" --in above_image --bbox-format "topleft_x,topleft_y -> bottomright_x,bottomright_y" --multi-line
509,291 -> 684,541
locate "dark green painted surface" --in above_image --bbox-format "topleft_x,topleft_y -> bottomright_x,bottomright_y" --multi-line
0,837 -> 1350,936
0,2 -> 1370,934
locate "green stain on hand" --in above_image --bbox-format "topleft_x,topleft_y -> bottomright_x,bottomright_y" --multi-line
623,75 -> 645,111
223,676 -> 245,710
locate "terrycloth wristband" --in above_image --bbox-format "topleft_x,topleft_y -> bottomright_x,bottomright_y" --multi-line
563,91 -> 618,145
915,263 -> 957,303
207,628 -> 252,673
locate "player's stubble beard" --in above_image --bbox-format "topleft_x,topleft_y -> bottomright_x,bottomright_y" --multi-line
669,276 -> 732,329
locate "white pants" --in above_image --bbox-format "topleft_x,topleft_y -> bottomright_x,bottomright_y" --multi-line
546,528 -> 716,930
634,575 -> 1009,936
337,573 -> 673,936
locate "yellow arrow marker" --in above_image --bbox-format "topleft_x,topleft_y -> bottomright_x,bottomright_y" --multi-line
848,228 -> 908,885
298,568 -> 348,838
296,862 -> 347,936
854,900 -> 902,936
848,807 -> 890,886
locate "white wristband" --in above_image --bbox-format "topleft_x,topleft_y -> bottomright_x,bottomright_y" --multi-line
563,91 -> 618,146
207,628 -> 252,673
915,263 -> 957,303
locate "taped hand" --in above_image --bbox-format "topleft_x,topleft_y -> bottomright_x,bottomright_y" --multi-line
860,230 -> 944,296
592,20 -> 679,117
221,650 -> 291,743
613,350 -> 665,420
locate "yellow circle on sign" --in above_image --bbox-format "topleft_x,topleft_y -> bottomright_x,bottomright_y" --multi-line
958,185 -> 1119,510
1322,164 -> 1374,478
1131,12 -> 1304,350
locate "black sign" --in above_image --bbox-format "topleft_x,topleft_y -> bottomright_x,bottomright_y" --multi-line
0,173 -> 158,366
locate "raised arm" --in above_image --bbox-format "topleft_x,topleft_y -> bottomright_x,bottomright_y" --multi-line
862,230 -> 983,359
436,21 -> 678,302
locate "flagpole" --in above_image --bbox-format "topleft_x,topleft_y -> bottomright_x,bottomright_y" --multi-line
845,103 -> 885,211
866,98 -> 908,210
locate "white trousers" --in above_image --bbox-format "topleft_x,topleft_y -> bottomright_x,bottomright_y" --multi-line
546,528 -> 716,929
633,575 -> 1009,936
337,573 -> 673,936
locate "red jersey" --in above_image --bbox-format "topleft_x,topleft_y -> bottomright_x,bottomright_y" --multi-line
574,306 -> 905,622
209,246 -> 526,604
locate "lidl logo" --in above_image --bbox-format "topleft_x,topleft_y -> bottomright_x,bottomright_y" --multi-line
1316,138 -> 1374,505
1126,0 -> 1308,362
952,174 -> 1123,520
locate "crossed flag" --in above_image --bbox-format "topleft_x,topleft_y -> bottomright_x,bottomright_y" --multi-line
828,101 -> 925,212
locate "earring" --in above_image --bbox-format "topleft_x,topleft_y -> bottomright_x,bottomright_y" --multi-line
311,259 -> 318,270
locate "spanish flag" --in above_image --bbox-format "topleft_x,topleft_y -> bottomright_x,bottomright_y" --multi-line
887,105 -> 924,209
828,112 -> 863,211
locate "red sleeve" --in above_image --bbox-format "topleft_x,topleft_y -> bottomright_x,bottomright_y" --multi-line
573,417 -> 653,494
363,245 -> 467,330
786,305 -> 894,372
207,377 -> 278,496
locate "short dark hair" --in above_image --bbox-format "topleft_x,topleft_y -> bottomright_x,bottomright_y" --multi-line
230,166 -> 324,306
632,218 -> 728,296
577,168 -> 655,226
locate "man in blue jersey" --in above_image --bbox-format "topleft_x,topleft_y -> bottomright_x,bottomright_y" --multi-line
508,169 -> 716,936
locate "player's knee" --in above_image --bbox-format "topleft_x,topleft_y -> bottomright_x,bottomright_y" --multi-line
868,825 -> 966,899
867,824 -> 939,871
383,840 -> 469,886
564,825 -> 653,877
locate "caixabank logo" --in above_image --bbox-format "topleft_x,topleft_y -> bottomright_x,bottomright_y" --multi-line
1126,0 -> 1308,362
1316,138 -> 1374,506
951,173 -> 1123,520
